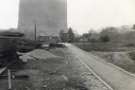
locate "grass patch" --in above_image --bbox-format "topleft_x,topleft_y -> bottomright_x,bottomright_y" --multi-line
93,51 -> 135,73
74,42 -> 121,51
74,42 -> 135,52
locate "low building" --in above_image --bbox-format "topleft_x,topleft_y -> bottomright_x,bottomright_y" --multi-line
38,35 -> 60,44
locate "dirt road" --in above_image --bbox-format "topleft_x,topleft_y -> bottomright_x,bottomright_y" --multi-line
66,44 -> 135,90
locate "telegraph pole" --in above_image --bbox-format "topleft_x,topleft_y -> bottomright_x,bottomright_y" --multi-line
34,23 -> 37,40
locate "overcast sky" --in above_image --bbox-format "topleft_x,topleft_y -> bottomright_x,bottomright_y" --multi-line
0,0 -> 135,34
67,0 -> 135,34
0,0 -> 19,30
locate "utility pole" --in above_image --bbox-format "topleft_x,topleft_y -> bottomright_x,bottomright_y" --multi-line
34,23 -> 37,40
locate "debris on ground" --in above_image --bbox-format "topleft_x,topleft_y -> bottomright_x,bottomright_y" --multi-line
0,48 -> 111,90
19,49 -> 63,62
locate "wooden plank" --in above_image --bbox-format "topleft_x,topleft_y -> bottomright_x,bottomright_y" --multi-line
0,67 -> 7,74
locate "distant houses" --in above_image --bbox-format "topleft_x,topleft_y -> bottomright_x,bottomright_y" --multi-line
38,35 -> 60,44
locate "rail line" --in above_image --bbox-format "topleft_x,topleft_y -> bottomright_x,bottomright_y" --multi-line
65,43 -> 114,90
77,57 -> 114,90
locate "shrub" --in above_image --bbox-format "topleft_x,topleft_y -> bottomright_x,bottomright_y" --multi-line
100,35 -> 110,43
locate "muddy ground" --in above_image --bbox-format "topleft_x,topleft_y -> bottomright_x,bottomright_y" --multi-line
0,48 -> 110,90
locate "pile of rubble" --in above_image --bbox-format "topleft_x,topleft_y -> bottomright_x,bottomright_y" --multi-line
19,49 -> 62,62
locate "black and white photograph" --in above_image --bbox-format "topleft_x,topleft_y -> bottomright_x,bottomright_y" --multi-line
0,0 -> 135,90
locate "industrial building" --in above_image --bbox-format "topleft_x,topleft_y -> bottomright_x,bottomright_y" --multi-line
18,0 -> 67,39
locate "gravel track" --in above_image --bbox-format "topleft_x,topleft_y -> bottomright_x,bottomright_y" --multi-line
64,48 -> 111,90
66,44 -> 135,90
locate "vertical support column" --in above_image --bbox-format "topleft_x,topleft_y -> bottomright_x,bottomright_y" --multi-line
34,23 -> 37,40
8,69 -> 12,90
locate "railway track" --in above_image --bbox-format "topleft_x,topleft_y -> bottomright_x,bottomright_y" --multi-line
66,43 -> 135,90
64,43 -> 113,90
64,48 -> 113,90
78,57 -> 114,90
